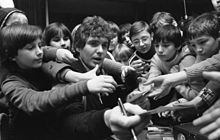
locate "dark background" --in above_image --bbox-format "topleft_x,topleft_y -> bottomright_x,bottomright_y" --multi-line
13,0 -> 214,30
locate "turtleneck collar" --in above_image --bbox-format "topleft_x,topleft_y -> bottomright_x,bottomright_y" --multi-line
136,46 -> 155,60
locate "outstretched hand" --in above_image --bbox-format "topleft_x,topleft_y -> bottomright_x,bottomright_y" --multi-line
121,66 -> 136,83
203,71 -> 220,83
193,107 -> 220,140
130,59 -> 148,75
144,75 -> 172,100
84,65 -> 99,79
87,75 -> 117,95
56,48 -> 78,63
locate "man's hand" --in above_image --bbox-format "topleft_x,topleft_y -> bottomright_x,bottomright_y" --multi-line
104,103 -> 151,140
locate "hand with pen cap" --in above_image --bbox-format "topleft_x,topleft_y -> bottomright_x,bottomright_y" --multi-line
104,103 -> 151,140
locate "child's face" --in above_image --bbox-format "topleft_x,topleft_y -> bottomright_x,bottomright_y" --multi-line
77,36 -> 108,69
153,40 -> 178,61
49,33 -> 71,50
14,38 -> 43,69
116,56 -> 129,66
189,35 -> 219,60
109,36 -> 118,51
122,32 -> 132,47
131,30 -> 151,54
211,0 -> 220,12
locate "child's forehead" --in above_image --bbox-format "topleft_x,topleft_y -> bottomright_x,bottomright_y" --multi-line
154,39 -> 172,43
189,35 -> 215,42
132,30 -> 150,39
87,36 -> 108,42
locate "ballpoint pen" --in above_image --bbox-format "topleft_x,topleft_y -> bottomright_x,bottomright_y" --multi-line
117,98 -> 138,140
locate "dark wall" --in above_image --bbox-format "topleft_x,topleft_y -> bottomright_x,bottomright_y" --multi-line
14,0 -> 214,30
48,0 -> 213,31
14,0 -> 46,28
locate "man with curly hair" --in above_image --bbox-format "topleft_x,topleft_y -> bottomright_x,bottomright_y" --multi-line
57,16 -> 148,140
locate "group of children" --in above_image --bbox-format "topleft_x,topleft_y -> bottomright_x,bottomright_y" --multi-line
0,4 -> 220,140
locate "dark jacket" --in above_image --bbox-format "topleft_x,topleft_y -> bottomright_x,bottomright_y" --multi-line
56,59 -> 127,140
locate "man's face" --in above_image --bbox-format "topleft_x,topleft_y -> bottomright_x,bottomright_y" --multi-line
211,0 -> 220,12
77,36 -> 108,69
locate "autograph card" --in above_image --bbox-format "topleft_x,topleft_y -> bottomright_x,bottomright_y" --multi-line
139,105 -> 195,117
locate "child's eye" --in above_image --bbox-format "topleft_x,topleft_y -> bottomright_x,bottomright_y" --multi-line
153,44 -> 159,48
163,44 -> 170,48
133,41 -> 139,45
141,37 -> 149,42
38,42 -> 45,48
198,40 -> 206,45
51,37 -> 61,42
23,44 -> 34,50
190,44 -> 196,48
63,36 -> 70,41
88,40 -> 100,47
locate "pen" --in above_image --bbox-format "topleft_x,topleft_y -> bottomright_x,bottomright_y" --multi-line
117,98 -> 138,140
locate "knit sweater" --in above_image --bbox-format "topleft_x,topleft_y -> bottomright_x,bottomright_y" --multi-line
148,46 -> 195,79
185,50 -> 220,82
1,64 -> 112,140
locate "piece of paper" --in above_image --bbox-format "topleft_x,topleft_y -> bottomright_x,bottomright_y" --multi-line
139,105 -> 195,117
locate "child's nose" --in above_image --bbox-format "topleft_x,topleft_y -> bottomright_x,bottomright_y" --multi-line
158,45 -> 163,53
60,39 -> 65,46
36,47 -> 43,56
